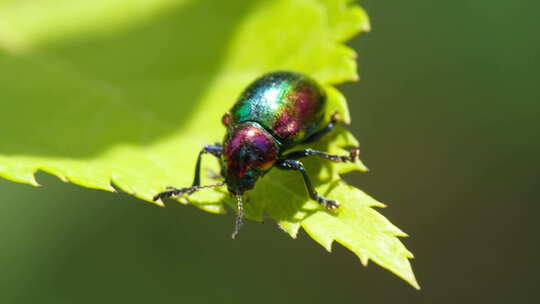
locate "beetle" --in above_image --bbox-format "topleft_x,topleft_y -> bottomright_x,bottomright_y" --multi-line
153,71 -> 359,238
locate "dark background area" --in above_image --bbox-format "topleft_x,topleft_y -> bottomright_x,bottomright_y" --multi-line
1,0 -> 538,303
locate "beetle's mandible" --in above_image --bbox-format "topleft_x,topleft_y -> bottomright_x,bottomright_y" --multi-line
153,71 -> 359,238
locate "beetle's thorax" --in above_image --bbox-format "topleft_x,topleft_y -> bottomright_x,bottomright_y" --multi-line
222,122 -> 279,195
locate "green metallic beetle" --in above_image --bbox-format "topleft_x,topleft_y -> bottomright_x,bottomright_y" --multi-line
154,71 -> 359,238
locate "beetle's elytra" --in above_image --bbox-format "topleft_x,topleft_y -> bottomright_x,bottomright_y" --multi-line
154,71 -> 359,238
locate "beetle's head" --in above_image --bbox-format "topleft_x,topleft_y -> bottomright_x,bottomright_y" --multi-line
222,122 -> 279,195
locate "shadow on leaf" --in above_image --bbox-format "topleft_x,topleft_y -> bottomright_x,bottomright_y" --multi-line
0,0 -> 259,158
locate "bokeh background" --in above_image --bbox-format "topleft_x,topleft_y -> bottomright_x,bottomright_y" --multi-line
1,0 -> 538,303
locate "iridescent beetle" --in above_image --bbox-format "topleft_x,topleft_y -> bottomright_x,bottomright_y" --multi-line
154,71 -> 359,238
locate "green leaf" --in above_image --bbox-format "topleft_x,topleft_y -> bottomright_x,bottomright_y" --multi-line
0,0 -> 418,289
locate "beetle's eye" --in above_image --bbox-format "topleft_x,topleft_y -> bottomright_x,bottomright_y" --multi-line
222,113 -> 231,126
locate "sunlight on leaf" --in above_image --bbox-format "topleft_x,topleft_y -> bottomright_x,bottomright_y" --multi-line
0,0 -> 419,289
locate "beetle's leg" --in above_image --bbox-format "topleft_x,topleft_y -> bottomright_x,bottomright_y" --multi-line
153,144 -> 223,201
281,147 -> 359,163
301,111 -> 340,144
153,182 -> 225,201
192,144 -> 223,187
275,159 -> 339,210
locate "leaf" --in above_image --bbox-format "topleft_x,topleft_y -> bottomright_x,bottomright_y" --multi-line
0,0 -> 418,288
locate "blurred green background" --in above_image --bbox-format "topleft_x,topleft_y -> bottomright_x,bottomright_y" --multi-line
1,0 -> 538,303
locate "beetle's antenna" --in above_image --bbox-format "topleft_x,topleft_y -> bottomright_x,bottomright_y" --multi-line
231,194 -> 244,239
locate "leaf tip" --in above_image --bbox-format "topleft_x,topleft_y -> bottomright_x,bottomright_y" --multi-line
361,18 -> 371,33
353,4 -> 371,33
277,221 -> 300,239
410,278 -> 421,290
393,254 -> 421,290
0,168 -> 42,187
356,159 -> 369,172
107,182 -> 118,193
57,175 -> 69,183
360,255 -> 369,266
99,184 -> 117,193
324,241 -> 334,252
27,173 -> 42,187
28,173 -> 42,187
152,199 -> 165,207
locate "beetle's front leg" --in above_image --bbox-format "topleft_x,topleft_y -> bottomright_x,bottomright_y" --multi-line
153,182 -> 225,201
281,147 -> 359,163
153,144 -> 223,201
191,144 -> 223,187
275,159 -> 339,210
